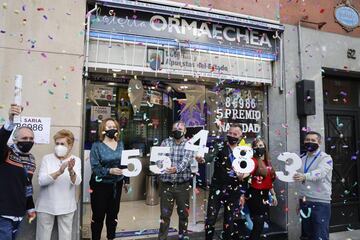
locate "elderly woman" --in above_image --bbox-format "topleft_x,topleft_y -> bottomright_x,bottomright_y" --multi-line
90,118 -> 129,240
36,129 -> 82,240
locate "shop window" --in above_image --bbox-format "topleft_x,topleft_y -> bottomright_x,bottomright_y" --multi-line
82,78 -> 266,238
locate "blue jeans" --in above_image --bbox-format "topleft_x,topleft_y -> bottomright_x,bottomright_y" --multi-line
0,217 -> 21,240
300,201 -> 331,240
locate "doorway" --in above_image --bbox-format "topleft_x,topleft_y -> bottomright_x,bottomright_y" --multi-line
323,75 -> 360,231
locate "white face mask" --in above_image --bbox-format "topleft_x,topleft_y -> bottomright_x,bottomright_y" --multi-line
55,145 -> 68,157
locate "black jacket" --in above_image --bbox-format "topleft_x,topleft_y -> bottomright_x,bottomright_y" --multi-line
205,140 -> 248,192
0,126 -> 35,217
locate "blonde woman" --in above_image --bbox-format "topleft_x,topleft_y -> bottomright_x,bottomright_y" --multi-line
36,129 -> 82,240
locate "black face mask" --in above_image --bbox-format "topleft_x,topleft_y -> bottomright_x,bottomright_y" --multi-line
172,130 -> 184,140
254,147 -> 266,158
304,142 -> 319,152
105,129 -> 118,139
227,135 -> 239,145
17,141 -> 34,153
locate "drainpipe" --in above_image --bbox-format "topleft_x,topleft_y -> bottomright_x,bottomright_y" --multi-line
297,21 -> 303,81
279,32 -> 284,93
297,21 -> 307,153
85,4 -> 98,78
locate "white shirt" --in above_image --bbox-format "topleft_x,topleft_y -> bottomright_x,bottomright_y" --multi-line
36,153 -> 82,215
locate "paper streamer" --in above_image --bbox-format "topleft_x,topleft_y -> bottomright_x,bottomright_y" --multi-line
13,75 -> 23,123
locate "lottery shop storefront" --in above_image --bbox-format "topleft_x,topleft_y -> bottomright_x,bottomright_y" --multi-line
82,0 -> 284,238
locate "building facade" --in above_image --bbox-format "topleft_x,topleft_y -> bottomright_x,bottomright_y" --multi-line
0,0 -> 359,239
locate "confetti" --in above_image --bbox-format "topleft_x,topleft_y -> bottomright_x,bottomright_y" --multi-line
95,176 -> 102,182
320,9 -> 325,14
48,90 -> 54,95
37,7 -> 45,11
22,5 -> 26,11
2,3 -> 7,9
41,53 -> 47,58
43,15 -> 48,20
48,35 -> 53,40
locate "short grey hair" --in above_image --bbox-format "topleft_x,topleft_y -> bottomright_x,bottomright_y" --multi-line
172,121 -> 186,129
12,126 -> 34,141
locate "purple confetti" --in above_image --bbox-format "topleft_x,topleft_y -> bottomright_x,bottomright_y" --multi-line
0,30 -> 5,34
340,91 -> 347,96
326,160 -> 332,165
22,5 -> 26,11
351,155 -> 357,161
41,53 -> 47,58
43,15 -> 48,20
48,35 -> 53,40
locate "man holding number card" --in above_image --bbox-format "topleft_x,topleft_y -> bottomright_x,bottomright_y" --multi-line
198,124 -> 248,240
158,121 -> 194,240
0,104 -> 36,240
293,131 -> 333,240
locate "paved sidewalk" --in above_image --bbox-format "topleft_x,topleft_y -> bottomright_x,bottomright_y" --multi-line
330,230 -> 360,240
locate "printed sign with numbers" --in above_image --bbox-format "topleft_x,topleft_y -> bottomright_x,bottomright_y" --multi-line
9,116 -> 51,144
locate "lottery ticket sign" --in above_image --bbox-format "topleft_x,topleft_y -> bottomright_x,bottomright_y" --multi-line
10,117 -> 51,144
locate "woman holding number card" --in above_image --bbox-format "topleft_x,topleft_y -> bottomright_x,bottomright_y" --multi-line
89,118 -> 129,240
246,138 -> 277,240
36,129 -> 82,240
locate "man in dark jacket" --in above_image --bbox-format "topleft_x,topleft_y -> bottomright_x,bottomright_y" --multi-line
0,104 -> 36,240
198,124 -> 248,240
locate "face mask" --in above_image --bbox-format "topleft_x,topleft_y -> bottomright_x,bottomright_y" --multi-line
172,130 -> 184,140
104,129 -> 118,139
55,145 -> 68,157
254,147 -> 266,158
304,142 -> 319,152
227,135 -> 239,145
16,141 -> 34,153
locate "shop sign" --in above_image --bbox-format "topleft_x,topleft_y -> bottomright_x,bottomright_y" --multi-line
90,85 -> 114,101
216,96 -> 261,133
88,40 -> 272,83
335,2 -> 360,32
10,117 -> 51,144
90,7 -> 276,56
90,106 -> 111,121
212,88 -> 264,135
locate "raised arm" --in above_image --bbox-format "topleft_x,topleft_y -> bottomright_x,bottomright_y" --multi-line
0,105 -> 21,162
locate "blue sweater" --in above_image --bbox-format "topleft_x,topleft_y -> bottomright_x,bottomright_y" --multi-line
90,141 -> 129,184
